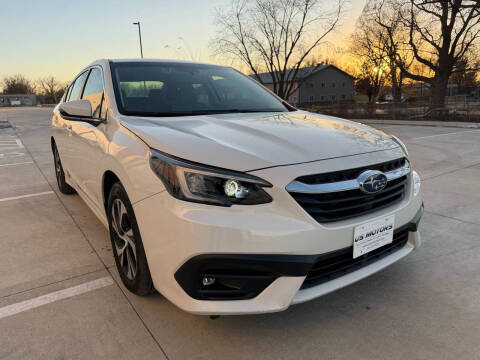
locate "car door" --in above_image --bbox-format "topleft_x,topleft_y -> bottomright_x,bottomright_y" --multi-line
57,70 -> 89,183
68,67 -> 108,210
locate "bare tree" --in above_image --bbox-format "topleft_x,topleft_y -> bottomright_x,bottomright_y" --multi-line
1,74 -> 35,94
351,9 -> 390,103
377,0 -> 480,108
37,76 -> 66,104
212,0 -> 343,100
355,62 -> 387,104
363,0 -> 416,103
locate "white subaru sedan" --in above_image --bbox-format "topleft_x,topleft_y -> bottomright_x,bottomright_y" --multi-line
51,59 -> 423,315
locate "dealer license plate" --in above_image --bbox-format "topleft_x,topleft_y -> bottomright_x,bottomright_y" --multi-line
353,215 -> 395,259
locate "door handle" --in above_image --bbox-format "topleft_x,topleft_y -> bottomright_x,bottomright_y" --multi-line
66,125 -> 72,136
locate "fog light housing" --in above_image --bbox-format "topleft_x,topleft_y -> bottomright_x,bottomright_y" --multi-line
413,170 -> 421,196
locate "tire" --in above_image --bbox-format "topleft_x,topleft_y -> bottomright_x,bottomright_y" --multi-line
52,142 -> 76,195
107,182 -> 154,296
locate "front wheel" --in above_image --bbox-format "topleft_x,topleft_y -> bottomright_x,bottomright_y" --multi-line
107,182 -> 154,295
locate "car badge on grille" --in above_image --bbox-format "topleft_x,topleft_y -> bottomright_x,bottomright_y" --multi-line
357,170 -> 388,194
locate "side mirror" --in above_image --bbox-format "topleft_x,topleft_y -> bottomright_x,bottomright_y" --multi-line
59,100 -> 92,118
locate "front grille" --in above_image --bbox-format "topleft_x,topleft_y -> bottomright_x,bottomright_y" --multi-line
301,227 -> 409,289
290,176 -> 407,222
288,158 -> 409,223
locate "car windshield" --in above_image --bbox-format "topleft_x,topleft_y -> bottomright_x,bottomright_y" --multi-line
110,61 -> 292,116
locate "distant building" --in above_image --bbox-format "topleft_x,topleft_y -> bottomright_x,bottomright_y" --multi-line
0,94 -> 37,107
251,65 -> 355,106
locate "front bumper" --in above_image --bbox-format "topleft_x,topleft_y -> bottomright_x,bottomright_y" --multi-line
133,159 -> 423,315
132,148 -> 422,314
174,215 -> 421,302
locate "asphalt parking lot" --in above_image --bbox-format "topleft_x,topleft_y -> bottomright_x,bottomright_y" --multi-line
1,107 -> 480,360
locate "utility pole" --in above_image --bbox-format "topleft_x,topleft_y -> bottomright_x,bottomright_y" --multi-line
132,21 -> 143,58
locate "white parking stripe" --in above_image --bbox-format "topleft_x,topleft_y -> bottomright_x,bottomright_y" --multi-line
0,277 -> 114,320
0,161 -> 33,167
412,129 -> 480,140
0,152 -> 26,159
0,191 -> 54,202
0,138 -> 23,149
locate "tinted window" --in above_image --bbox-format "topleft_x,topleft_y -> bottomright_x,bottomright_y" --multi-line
65,84 -> 73,101
64,84 -> 73,102
111,62 -> 290,116
82,68 -> 104,118
69,71 -> 88,101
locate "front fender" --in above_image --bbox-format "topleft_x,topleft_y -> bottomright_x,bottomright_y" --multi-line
102,122 -> 165,206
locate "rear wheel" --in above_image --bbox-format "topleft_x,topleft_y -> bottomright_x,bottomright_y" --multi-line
107,182 -> 154,295
52,143 -> 76,194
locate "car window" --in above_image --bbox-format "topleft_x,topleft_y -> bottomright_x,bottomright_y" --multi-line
63,84 -> 72,102
82,68 -> 105,118
110,62 -> 290,116
65,82 -> 74,102
69,71 -> 89,101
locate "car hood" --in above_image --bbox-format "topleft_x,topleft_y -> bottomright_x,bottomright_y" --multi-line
119,111 -> 398,172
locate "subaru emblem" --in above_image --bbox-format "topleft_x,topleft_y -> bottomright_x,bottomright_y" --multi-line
357,170 -> 388,194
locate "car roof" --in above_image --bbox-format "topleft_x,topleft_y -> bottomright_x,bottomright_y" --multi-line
87,58 -> 225,67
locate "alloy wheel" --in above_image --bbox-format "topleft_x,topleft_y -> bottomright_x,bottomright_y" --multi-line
54,147 -> 62,180
111,198 -> 137,280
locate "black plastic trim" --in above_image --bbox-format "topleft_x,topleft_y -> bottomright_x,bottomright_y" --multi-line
59,111 -> 106,126
174,254 -> 317,300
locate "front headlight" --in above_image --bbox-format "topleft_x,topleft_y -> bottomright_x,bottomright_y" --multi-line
391,135 -> 408,156
149,149 -> 273,206
412,170 -> 421,196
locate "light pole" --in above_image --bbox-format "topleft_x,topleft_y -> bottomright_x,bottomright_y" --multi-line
133,21 -> 143,58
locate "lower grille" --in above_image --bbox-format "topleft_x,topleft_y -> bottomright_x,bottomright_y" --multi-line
301,227 -> 409,289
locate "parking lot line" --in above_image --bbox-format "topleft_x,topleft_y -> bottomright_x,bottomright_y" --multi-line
0,191 -> 54,202
0,138 -> 24,149
0,161 -> 33,167
412,129 -> 480,140
0,277 -> 114,320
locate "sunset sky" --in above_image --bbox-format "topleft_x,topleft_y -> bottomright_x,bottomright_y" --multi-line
0,0 -> 366,83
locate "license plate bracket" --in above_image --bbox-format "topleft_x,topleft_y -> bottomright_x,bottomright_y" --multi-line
353,215 -> 395,259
